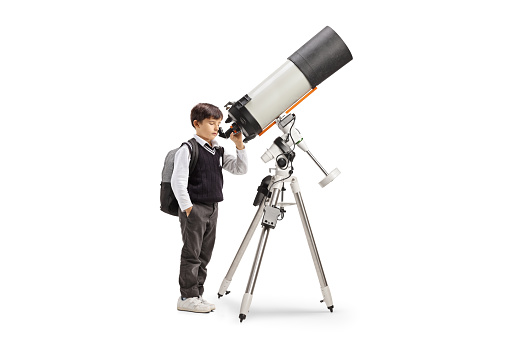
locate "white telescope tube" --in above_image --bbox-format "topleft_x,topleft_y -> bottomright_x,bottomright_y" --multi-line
245,61 -> 312,130
223,26 -> 352,143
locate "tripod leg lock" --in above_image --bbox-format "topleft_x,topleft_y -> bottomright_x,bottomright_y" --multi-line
320,286 -> 334,310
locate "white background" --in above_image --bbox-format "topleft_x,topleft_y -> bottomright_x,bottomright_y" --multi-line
1,0 -> 508,338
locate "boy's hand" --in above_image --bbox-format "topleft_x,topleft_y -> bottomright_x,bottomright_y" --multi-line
230,132 -> 245,150
185,206 -> 193,217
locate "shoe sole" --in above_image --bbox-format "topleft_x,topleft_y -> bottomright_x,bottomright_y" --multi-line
177,307 -> 211,313
202,304 -> 215,311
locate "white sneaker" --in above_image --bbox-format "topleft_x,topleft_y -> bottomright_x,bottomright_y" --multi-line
199,296 -> 216,311
177,297 -> 212,313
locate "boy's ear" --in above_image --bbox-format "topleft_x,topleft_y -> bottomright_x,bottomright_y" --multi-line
193,120 -> 200,128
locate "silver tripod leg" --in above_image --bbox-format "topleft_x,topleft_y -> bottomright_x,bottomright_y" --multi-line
290,177 -> 334,312
239,225 -> 271,322
239,187 -> 281,322
218,202 -> 266,298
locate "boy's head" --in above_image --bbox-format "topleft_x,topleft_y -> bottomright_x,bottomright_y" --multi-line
190,103 -> 223,143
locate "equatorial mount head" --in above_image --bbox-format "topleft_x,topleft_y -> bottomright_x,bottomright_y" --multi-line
261,115 -> 340,187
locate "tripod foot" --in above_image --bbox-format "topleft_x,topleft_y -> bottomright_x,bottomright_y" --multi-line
217,291 -> 230,299
320,298 -> 334,312
240,293 -> 253,319
218,279 -> 232,299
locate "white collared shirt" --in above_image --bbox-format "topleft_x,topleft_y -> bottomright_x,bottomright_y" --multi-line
170,134 -> 248,211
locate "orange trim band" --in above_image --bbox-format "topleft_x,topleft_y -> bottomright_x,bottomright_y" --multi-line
257,87 -> 318,136
258,121 -> 276,137
285,87 -> 317,114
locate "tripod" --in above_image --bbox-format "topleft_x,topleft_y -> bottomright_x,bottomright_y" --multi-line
217,164 -> 334,322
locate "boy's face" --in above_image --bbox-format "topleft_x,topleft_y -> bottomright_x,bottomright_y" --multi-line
194,118 -> 222,144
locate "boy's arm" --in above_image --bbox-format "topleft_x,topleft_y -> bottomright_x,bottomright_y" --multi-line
222,131 -> 248,175
222,147 -> 248,175
170,146 -> 193,212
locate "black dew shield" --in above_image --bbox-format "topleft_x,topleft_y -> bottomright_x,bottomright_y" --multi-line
288,26 -> 353,88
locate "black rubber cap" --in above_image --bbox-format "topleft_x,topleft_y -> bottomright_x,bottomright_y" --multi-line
288,26 -> 353,88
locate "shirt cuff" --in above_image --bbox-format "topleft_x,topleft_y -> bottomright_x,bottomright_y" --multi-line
180,202 -> 193,212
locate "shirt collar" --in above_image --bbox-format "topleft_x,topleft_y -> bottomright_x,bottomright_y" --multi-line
193,134 -> 220,149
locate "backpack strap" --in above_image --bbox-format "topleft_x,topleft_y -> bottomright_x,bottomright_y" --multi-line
184,138 -> 223,171
218,146 -> 225,167
187,138 -> 200,174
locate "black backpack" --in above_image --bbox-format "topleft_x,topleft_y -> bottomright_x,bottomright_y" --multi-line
160,138 -> 224,216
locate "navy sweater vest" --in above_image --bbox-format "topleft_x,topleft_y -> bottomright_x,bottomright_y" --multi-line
188,146 -> 224,204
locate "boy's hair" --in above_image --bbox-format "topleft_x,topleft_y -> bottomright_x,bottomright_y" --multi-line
190,103 -> 223,128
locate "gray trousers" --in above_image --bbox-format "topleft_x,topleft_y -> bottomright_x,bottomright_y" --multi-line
178,202 -> 218,298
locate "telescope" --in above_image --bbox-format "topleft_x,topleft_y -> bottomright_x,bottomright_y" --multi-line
220,26 -> 352,142
217,26 -> 354,322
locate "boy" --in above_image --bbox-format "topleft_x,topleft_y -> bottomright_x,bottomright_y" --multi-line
171,103 -> 248,313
